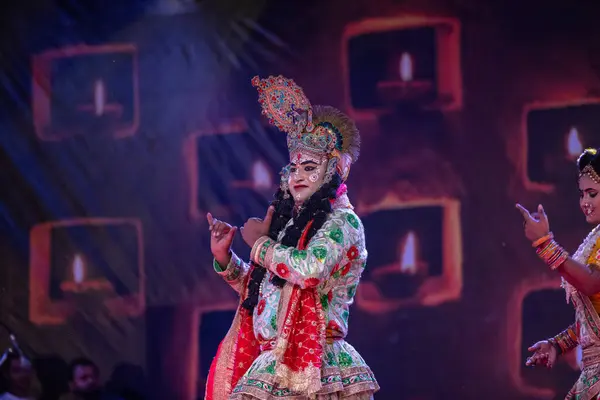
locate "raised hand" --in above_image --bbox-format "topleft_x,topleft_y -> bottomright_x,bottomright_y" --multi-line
516,203 -> 551,242
207,213 -> 237,267
240,206 -> 275,248
526,340 -> 557,368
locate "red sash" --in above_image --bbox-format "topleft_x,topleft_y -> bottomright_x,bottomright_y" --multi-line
206,220 -> 325,398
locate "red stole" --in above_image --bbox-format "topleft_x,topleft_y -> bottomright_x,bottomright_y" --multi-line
206,220 -> 325,399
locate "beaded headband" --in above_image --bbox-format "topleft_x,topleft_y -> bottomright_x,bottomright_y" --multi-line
251,75 -> 360,177
581,165 -> 600,184
578,148 -> 600,184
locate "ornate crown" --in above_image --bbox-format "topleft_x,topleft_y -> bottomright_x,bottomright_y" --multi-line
251,75 -> 360,169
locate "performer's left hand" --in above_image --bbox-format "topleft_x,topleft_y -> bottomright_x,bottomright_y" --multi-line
516,203 -> 550,242
526,340 -> 557,368
241,206 -> 275,248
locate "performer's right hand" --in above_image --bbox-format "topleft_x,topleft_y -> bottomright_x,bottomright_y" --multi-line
207,213 -> 237,267
515,203 -> 551,243
526,340 -> 558,368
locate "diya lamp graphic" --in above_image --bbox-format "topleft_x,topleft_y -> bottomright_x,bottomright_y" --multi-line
354,195 -> 463,313
373,231 -> 429,277
540,125 -> 585,189
251,160 -> 273,190
565,126 -> 583,160
230,159 -> 273,191
519,101 -> 600,193
377,52 -> 434,104
59,253 -> 114,297
29,218 -> 145,324
31,43 -> 140,140
398,231 -> 428,276
342,16 -> 463,119
76,78 -> 124,120
371,231 -> 429,296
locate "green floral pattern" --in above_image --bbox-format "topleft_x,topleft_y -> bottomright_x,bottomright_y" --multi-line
252,272 -> 282,341
329,227 -> 344,244
222,203 -> 378,398
338,352 -> 353,368
326,352 -> 337,366
320,294 -> 329,310
291,249 -> 307,262
212,253 -> 249,294
347,284 -> 357,298
346,213 -> 359,229
312,246 -> 328,262
232,339 -> 378,398
265,208 -> 364,289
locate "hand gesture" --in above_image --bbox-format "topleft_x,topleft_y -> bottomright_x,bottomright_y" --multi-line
207,213 -> 237,266
240,206 -> 275,248
526,340 -> 558,368
516,203 -> 550,242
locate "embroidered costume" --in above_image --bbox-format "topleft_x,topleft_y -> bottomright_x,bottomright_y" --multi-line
533,149 -> 600,400
205,76 -> 379,400
547,226 -> 600,400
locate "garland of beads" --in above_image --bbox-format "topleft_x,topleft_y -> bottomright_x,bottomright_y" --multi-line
259,272 -> 279,300
562,224 -> 600,302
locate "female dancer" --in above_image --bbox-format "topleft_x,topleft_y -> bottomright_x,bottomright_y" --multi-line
205,75 -> 379,400
517,147 -> 600,399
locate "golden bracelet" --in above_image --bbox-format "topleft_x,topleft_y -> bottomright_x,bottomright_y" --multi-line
532,232 -> 553,248
536,239 -> 569,270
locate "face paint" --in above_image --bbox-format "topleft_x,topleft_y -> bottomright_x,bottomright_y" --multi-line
288,160 -> 325,204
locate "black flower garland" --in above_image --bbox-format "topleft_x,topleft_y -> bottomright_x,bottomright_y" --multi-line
241,173 -> 342,311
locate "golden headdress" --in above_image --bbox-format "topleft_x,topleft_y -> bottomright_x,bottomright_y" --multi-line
251,75 -> 360,182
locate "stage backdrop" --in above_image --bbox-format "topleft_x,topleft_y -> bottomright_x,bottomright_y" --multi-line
2,0 -> 600,399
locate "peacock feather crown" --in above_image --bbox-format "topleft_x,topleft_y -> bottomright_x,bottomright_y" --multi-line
251,75 -> 360,176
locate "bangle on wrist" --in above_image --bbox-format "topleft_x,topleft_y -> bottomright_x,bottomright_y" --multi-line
532,232 -> 553,247
547,338 -> 562,355
536,239 -> 569,270
549,328 -> 578,354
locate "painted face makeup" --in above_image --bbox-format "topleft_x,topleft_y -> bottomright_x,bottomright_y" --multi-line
288,160 -> 325,204
579,174 -> 600,224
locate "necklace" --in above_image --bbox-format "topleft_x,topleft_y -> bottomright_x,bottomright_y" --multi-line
259,272 -> 279,300
294,203 -> 304,216
572,225 -> 600,262
562,224 -> 600,301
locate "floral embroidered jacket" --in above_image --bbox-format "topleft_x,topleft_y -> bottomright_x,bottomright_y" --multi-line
206,194 -> 378,400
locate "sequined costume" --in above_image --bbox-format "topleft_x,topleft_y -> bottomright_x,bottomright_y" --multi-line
205,76 -> 379,400
551,225 -> 600,400
529,151 -> 600,400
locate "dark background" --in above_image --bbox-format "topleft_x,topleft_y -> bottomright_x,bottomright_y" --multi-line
2,0 -> 600,398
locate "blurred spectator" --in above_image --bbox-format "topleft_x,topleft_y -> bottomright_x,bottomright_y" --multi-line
59,359 -> 121,400
0,352 -> 36,400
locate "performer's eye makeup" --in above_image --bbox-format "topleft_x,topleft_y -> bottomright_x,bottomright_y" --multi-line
580,189 -> 598,198
304,166 -> 316,172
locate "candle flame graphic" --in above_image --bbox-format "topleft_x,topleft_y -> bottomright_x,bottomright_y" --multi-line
399,52 -> 414,82
93,79 -> 106,117
399,231 -> 417,275
252,160 -> 272,189
72,254 -> 85,284
567,127 -> 583,158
